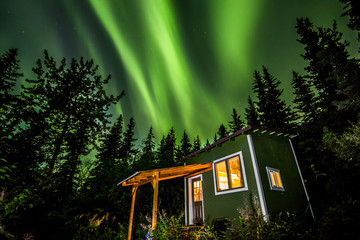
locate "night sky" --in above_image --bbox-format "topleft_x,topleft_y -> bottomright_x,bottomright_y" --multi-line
1,0 -> 357,143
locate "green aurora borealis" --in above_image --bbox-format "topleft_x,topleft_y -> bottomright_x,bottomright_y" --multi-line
1,0 -> 357,142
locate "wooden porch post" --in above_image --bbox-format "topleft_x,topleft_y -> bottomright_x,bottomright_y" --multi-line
127,185 -> 138,240
151,171 -> 160,230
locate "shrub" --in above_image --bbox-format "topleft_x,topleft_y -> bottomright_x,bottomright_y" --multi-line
220,193 -> 316,239
141,210 -> 217,240
71,212 -> 127,240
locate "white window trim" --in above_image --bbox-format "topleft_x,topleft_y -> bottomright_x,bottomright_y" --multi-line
212,151 -> 248,196
187,174 -> 205,225
266,167 -> 285,191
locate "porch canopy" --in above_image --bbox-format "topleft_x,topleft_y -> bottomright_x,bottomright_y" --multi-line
119,162 -> 213,240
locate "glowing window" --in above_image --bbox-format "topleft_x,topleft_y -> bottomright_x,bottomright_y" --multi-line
193,179 -> 203,202
266,167 -> 284,191
214,155 -> 245,192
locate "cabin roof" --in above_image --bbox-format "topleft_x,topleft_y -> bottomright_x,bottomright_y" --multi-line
181,125 -> 295,162
119,126 -> 294,187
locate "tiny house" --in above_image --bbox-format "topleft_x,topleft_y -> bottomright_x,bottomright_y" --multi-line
120,126 -> 313,239
182,126 -> 313,225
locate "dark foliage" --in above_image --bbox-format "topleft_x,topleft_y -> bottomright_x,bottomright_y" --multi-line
216,124 -> 228,140
228,108 -> 245,134
1,1 -> 360,239
244,96 -> 260,126
251,66 -> 296,131
340,0 -> 360,39
192,135 -> 201,152
179,130 -> 192,159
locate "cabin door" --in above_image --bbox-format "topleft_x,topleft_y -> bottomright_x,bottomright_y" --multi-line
191,177 -> 203,225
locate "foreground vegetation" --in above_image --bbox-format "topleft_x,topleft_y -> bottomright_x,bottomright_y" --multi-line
1,0 -> 359,239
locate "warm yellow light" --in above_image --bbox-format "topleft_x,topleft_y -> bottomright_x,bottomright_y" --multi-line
228,157 -> 243,188
270,171 -> 276,186
275,172 -> 283,188
193,180 -> 202,202
215,161 -> 229,191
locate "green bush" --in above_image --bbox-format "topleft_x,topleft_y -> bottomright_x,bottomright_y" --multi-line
222,213 -> 316,240
152,211 -> 184,240
220,194 -> 316,240
318,199 -> 360,240
141,210 -> 216,240
71,212 -> 127,240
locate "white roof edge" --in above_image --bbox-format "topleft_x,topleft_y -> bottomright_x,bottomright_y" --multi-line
117,171 -> 140,186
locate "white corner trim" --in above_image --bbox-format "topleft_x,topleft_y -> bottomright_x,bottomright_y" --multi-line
184,162 -> 188,226
184,177 -> 188,226
289,139 -> 315,219
247,134 -> 268,220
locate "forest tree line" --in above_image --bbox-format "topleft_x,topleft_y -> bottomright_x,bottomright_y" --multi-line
1,0 -> 360,239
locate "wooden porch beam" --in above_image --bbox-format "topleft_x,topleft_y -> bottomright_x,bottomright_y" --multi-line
123,176 -> 155,187
158,173 -> 189,181
127,185 -> 138,240
186,166 -> 213,179
151,171 -> 159,231
120,162 -> 213,187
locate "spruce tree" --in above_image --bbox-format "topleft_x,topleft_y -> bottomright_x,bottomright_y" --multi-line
156,128 -> 183,216
245,96 -> 260,126
217,124 -> 228,139
291,71 -> 317,124
180,130 -> 192,158
340,0 -> 360,39
142,126 -> 155,153
263,66 -> 295,130
121,117 -> 139,162
296,18 -> 360,129
0,48 -> 22,141
94,114 -> 124,173
88,114 -> 126,199
228,108 -> 245,133
252,66 -> 295,131
293,18 -> 360,237
192,135 -> 201,152
252,70 -> 267,122
2,50 -> 124,237
213,133 -> 218,143
158,128 -> 177,168
0,49 -> 23,192
0,49 -> 22,108
135,126 -> 156,170
19,50 -> 123,192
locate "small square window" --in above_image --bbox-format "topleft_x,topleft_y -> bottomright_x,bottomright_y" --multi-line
266,167 -> 284,191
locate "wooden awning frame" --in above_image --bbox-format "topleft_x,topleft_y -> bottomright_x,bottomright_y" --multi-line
119,162 -> 213,240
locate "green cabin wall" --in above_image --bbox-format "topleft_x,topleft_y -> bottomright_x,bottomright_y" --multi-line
250,133 -> 308,216
184,131 -> 309,225
185,135 -> 259,225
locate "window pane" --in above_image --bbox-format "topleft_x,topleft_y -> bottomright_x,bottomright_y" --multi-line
193,180 -> 202,202
215,161 -> 229,191
270,171 -> 276,187
228,156 -> 243,188
275,172 -> 283,188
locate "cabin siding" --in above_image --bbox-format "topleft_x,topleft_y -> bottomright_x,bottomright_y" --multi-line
250,133 -> 308,216
185,135 -> 260,225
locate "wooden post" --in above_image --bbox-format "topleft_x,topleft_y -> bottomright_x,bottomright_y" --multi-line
127,185 -> 138,240
151,171 -> 159,230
